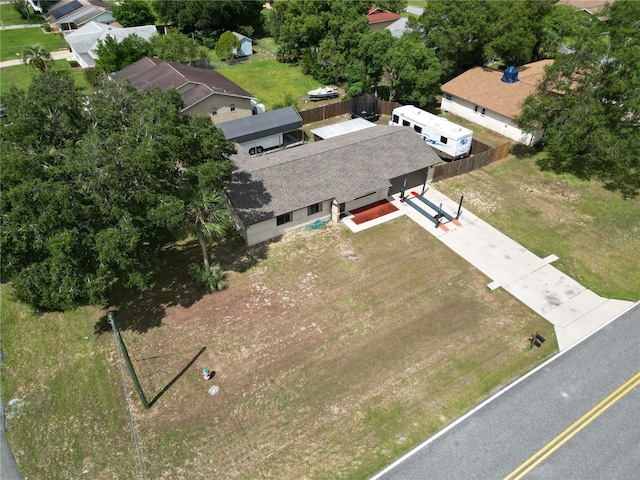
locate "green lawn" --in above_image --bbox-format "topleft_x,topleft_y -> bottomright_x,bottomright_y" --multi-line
0,4 -> 43,26
215,44 -> 320,110
0,60 -> 89,97
0,27 -> 68,61
437,152 -> 640,300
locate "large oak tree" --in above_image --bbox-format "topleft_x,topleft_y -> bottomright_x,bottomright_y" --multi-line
516,1 -> 640,197
1,71 -> 235,311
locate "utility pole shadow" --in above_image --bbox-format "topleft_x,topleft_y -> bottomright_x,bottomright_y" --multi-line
148,346 -> 207,408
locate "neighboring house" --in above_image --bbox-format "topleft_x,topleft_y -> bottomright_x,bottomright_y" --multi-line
45,0 -> 115,32
64,22 -> 157,68
440,60 -> 553,146
232,32 -> 253,57
224,126 -> 442,246
367,5 -> 403,31
386,17 -> 408,38
216,106 -> 303,155
112,57 -> 255,123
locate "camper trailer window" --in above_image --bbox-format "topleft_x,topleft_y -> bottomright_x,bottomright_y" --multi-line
474,105 -> 479,113
402,120 -> 410,127
481,108 -> 486,116
211,107 -> 218,115
440,136 -> 448,144
392,114 -> 399,123
230,104 -> 236,112
414,125 -> 422,134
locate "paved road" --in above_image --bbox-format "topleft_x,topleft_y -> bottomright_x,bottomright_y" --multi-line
372,301 -> 640,479
0,49 -> 74,68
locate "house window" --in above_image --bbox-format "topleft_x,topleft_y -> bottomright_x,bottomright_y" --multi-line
402,120 -> 410,127
276,212 -> 292,226
230,103 -> 236,112
414,125 -> 422,134
307,203 -> 322,215
392,114 -> 399,124
444,93 -> 452,101
211,107 -> 217,115
440,136 -> 448,144
481,108 -> 486,116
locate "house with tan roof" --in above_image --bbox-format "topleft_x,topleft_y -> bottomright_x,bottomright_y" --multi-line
440,60 -> 553,145
224,126 -> 442,246
112,57 -> 255,123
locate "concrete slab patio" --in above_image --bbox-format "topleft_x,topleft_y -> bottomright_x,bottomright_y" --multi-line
341,186 -> 633,350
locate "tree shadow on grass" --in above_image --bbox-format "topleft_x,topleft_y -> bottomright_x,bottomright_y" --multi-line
94,232 -> 273,335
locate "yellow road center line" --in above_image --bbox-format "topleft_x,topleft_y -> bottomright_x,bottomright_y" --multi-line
504,372 -> 640,480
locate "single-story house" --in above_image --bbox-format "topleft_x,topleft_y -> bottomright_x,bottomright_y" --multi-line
64,22 -> 158,68
367,6 -> 403,31
232,32 -> 253,57
45,0 -> 115,32
440,60 -> 553,145
224,126 -> 442,246
216,106 -> 303,155
112,57 -> 255,123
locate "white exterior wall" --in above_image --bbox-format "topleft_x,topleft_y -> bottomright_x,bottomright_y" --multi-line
245,200 -> 332,246
441,95 -> 542,146
343,189 -> 388,213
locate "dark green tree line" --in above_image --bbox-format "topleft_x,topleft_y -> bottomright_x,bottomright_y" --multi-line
1,71 -> 235,311
516,1 -> 640,197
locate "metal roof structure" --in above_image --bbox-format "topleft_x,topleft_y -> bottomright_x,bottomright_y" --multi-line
216,106 -> 302,144
310,117 -> 376,140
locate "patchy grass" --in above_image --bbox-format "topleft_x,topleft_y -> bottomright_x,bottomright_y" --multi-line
0,60 -> 89,96
1,218 -> 555,479
215,49 -> 320,110
0,27 -> 68,61
436,152 -> 640,300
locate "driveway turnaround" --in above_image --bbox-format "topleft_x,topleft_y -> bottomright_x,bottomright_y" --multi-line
371,301 -> 640,479
343,187 -> 633,350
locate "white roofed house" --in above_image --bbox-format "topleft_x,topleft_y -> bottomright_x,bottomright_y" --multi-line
224,126 -> 442,246
64,22 -> 158,69
440,60 -> 553,146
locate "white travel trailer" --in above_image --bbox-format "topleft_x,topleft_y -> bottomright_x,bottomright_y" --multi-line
389,105 -> 473,160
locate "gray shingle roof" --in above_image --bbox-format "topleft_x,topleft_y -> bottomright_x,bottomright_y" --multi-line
216,106 -> 302,143
225,126 -> 442,226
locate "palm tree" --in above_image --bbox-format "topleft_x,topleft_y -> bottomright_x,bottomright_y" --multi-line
23,45 -> 53,71
186,189 -> 230,269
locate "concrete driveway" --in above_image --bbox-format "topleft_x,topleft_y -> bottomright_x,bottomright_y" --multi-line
343,186 -> 633,350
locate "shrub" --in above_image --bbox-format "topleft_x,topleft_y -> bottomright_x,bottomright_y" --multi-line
193,264 -> 226,292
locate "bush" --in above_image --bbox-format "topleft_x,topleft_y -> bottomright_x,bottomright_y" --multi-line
83,67 -> 105,87
68,60 -> 79,68
193,264 -> 226,292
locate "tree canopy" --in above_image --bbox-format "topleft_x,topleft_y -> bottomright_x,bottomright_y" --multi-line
215,31 -> 241,62
409,0 -> 556,79
516,1 -> 640,197
94,34 -> 154,74
149,28 -> 209,64
112,0 -> 157,27
1,71 -> 235,311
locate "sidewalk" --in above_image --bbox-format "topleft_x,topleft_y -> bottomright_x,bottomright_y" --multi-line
0,49 -> 74,68
342,186 -> 633,350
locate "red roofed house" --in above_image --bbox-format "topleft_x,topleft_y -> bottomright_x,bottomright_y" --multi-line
440,60 -> 553,146
112,57 -> 255,123
367,6 -> 403,31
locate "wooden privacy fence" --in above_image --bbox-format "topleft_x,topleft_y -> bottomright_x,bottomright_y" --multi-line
299,98 -> 402,124
431,140 -> 512,183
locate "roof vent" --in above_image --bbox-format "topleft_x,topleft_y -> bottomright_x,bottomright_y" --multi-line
501,65 -> 519,83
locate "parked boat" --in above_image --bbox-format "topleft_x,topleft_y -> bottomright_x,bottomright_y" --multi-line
307,86 -> 339,101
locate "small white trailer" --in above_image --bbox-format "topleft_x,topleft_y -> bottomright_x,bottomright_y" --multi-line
389,105 -> 473,160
